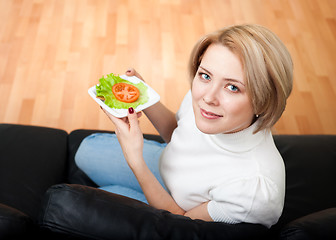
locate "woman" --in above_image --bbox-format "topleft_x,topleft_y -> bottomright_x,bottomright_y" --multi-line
75,24 -> 293,228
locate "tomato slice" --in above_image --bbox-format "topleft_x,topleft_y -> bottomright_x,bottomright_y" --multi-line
112,82 -> 140,103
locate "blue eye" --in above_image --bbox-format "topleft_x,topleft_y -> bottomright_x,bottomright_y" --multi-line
227,84 -> 239,92
201,73 -> 210,81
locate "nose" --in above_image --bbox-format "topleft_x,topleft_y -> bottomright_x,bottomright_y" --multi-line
203,83 -> 220,106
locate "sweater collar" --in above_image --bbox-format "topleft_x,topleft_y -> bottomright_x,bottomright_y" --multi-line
207,120 -> 267,153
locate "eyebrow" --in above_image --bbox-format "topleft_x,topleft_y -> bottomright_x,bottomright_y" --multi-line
199,66 -> 245,86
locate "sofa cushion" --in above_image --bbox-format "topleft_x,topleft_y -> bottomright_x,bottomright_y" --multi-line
67,130 -> 103,187
0,203 -> 34,239
272,135 -> 336,233
39,184 -> 269,240
0,124 -> 68,221
280,208 -> 336,240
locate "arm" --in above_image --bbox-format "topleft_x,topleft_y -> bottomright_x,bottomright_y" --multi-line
125,69 -> 177,143
134,160 -> 212,221
142,102 -> 177,143
102,107 -> 212,222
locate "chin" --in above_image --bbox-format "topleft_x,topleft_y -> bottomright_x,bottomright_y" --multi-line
195,120 -> 223,135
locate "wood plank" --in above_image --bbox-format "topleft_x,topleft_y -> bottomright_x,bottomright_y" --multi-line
0,0 -> 335,134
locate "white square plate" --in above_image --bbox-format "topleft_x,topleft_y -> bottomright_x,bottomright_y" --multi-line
88,75 -> 160,118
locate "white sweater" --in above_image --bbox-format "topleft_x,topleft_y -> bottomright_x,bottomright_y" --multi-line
159,91 -> 285,228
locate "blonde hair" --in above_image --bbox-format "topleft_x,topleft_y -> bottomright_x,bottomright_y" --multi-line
188,24 -> 293,133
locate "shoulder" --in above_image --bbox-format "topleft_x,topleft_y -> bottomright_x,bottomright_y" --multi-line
253,131 -> 285,180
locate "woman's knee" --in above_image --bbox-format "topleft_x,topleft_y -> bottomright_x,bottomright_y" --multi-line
75,133 -> 120,171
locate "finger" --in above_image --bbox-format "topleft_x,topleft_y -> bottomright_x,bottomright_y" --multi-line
136,111 -> 142,118
101,108 -> 129,131
125,68 -> 145,81
127,107 -> 141,133
114,127 -> 120,136
125,68 -> 134,76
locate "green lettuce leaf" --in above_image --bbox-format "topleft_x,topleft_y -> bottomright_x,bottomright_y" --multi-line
96,73 -> 148,109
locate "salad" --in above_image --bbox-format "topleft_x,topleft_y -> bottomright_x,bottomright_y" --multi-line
96,73 -> 149,109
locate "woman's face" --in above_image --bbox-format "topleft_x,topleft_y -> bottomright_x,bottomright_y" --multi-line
192,43 -> 255,134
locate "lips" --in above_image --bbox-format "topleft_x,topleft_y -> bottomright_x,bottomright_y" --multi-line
200,108 -> 223,119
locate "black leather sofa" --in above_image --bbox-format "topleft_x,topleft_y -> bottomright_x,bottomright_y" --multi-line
0,123 -> 335,239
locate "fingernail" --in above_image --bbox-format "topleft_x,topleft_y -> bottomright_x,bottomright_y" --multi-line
128,107 -> 134,114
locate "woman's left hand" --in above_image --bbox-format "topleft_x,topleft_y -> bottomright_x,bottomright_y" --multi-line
101,107 -> 144,168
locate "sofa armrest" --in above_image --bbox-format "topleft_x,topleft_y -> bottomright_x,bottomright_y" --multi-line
280,208 -> 336,240
0,203 -> 34,239
39,184 -> 268,240
0,124 -> 68,221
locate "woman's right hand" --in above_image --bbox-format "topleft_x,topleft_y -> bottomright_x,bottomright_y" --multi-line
101,107 -> 144,167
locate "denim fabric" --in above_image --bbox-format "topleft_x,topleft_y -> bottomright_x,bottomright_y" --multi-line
75,133 -> 167,204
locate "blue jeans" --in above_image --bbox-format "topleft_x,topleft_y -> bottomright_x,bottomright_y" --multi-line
74,133 -> 167,204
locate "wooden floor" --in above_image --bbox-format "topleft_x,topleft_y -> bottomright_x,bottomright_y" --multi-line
1,0 -> 336,135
